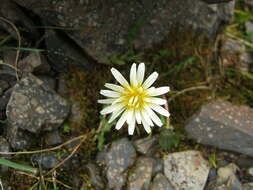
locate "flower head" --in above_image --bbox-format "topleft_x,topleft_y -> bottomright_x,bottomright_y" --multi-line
98,63 -> 170,135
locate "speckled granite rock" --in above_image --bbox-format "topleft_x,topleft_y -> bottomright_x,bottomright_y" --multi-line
86,163 -> 105,190
164,151 -> 210,190
6,74 -> 70,133
185,100 -> 253,157
13,0 -> 235,64
127,157 -> 155,190
105,138 -> 136,190
150,173 -> 175,190
133,136 -> 158,155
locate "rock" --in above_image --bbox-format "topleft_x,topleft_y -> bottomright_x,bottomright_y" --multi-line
68,101 -> 83,127
6,125 -> 33,150
6,74 -> 70,134
248,167 -> 253,177
56,72 -> 68,97
0,88 -> 12,111
133,136 -> 158,155
44,130 -> 62,146
185,100 -> 253,157
127,157 -> 155,190
61,152 -> 80,171
244,0 -> 253,11
44,30 -> 91,71
0,80 -> 9,96
239,52 -> 253,72
0,136 -> 11,157
243,183 -> 253,190
150,173 -> 175,190
152,158 -> 164,177
209,168 -> 218,181
201,0 -> 233,4
86,163 -> 105,190
37,75 -> 57,90
31,153 -> 58,170
245,21 -> 253,34
164,150 -> 210,190
18,52 -> 51,76
236,156 -> 253,169
13,0 -> 235,64
105,138 -> 137,190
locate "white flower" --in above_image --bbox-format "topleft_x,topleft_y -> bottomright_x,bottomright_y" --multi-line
98,63 -> 170,135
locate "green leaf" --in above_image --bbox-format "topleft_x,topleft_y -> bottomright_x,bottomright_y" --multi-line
159,129 -> 181,151
0,157 -> 37,174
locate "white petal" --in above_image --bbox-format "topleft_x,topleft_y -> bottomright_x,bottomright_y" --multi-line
100,103 -> 124,115
137,63 -> 145,85
142,72 -> 158,89
147,87 -> 170,96
100,90 -> 120,98
128,117 -> 136,135
111,68 -> 129,87
135,109 -> 142,124
149,103 -> 170,117
144,105 -> 163,127
105,83 -> 125,93
108,107 -> 125,123
141,110 -> 154,127
127,109 -> 134,125
115,110 -> 129,130
142,118 -> 151,134
130,63 -> 138,86
145,97 -> 167,105
112,97 -> 124,105
98,99 -> 116,104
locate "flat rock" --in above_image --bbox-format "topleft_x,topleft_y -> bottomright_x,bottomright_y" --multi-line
164,150 -> 210,190
14,0 -> 235,64
150,173 -> 175,190
127,157 -> 155,190
105,138 -> 137,190
6,74 -> 70,133
185,100 -> 253,157
133,136 -> 158,155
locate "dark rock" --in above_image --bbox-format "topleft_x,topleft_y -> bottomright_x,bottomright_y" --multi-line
152,158 -> 164,177
0,136 -> 10,157
244,0 -> 253,11
209,168 -> 218,181
164,151 -> 210,190
0,88 -> 12,111
7,125 -> 33,150
68,101 -> 83,127
61,152 -> 80,170
86,163 -> 105,190
6,74 -> 70,134
105,138 -> 137,190
31,153 -> 58,170
44,30 -> 91,71
0,80 -> 9,96
44,130 -> 62,147
185,100 -> 253,157
96,146 -> 109,166
13,0 -> 235,64
56,72 -> 68,97
201,0 -> 233,4
150,173 -> 175,190
37,75 -> 56,90
127,157 -> 155,190
236,156 -> 253,169
133,136 -> 158,155
18,52 -> 51,76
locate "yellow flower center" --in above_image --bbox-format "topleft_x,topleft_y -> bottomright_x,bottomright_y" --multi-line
123,86 -> 146,110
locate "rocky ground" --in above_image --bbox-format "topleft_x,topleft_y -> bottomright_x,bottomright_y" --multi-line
0,0 -> 253,190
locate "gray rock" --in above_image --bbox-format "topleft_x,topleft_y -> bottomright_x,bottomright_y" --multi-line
6,125 -> 33,150
6,74 -> 70,134
243,183 -> 253,190
0,88 -> 12,111
0,136 -> 11,157
244,0 -> 253,11
208,163 -> 243,190
13,0 -> 235,64
248,167 -> 253,177
185,100 -> 253,157
18,52 -> 51,76
105,138 -> 137,190
164,150 -> 210,190
152,158 -> 164,177
68,101 -> 83,127
133,136 -> 158,155
44,130 -> 62,146
31,153 -> 58,170
150,173 -> 175,190
127,157 -> 155,190
44,30 -> 91,71
37,75 -> 56,90
86,163 -> 105,190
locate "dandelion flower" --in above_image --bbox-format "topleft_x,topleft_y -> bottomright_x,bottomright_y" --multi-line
98,63 -> 170,135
